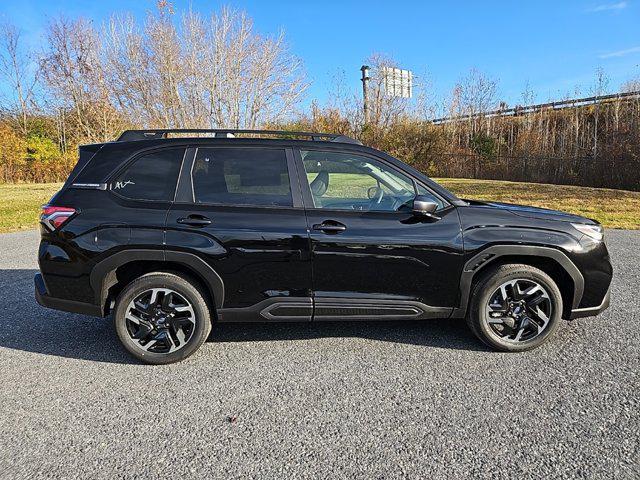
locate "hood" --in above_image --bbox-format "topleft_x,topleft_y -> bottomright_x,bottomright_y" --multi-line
464,199 -> 598,225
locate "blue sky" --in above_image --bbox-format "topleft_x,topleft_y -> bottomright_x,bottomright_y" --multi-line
1,0 -> 639,110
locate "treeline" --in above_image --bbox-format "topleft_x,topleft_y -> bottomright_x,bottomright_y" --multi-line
0,3 -> 639,189
273,94 -> 640,191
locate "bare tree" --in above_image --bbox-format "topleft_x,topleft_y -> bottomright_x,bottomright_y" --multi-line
590,67 -> 609,158
621,75 -> 640,93
455,68 -> 498,117
414,69 -> 438,121
0,22 -> 39,134
103,6 -> 308,129
41,17 -> 123,144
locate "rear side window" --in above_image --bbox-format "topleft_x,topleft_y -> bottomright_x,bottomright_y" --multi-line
112,149 -> 184,201
192,148 -> 292,207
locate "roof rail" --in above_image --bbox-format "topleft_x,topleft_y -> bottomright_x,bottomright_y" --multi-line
116,129 -> 362,145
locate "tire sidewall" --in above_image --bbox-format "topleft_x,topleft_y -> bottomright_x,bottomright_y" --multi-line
114,273 -> 211,364
471,266 -> 563,352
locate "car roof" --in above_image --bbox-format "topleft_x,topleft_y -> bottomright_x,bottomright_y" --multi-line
116,129 -> 363,145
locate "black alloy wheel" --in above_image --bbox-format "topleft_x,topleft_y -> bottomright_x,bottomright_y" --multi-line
114,272 -> 211,364
484,279 -> 553,343
125,288 -> 196,354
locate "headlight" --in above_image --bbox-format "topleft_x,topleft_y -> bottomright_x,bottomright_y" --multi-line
572,223 -> 604,241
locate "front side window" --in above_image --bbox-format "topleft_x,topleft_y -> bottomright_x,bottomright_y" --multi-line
301,150 -> 438,212
112,148 -> 184,201
192,148 -> 292,207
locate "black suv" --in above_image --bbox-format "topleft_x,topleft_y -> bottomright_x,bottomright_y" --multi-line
35,129 -> 612,364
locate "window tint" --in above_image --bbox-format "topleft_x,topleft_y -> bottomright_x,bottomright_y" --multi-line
112,148 -> 184,201
302,150 -> 430,212
192,148 -> 292,207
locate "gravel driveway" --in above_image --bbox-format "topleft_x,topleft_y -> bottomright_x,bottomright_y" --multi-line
0,229 -> 637,479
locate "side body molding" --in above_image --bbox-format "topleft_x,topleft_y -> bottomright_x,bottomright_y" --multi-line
452,245 -> 585,318
90,249 -> 225,312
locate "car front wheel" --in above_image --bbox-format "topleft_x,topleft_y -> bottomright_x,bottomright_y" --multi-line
466,264 -> 563,352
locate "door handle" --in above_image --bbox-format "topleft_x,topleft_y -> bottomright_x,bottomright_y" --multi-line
177,215 -> 211,227
312,221 -> 347,234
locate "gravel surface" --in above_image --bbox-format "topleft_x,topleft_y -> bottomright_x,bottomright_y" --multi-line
0,229 -> 637,479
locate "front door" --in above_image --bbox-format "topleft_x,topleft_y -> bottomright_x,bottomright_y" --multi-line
296,149 -> 464,321
166,145 -> 313,322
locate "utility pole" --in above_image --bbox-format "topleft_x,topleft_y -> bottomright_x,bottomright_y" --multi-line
360,65 -> 370,124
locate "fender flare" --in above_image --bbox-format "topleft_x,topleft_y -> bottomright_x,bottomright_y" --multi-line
452,245 -> 584,318
90,249 -> 225,312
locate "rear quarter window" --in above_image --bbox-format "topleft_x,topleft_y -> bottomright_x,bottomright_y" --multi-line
111,148 -> 185,201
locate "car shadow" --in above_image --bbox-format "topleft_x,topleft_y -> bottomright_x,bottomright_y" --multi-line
0,268 -> 487,364
209,318 -> 487,352
0,268 -> 138,364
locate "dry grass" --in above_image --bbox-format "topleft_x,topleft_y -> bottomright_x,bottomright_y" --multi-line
437,178 -> 640,229
0,183 -> 61,233
0,179 -> 638,233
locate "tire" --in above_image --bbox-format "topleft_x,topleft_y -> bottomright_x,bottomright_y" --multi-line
113,272 -> 212,364
466,263 -> 563,352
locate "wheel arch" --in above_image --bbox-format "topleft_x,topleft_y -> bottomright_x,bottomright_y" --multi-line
453,245 -> 584,320
90,249 -> 224,315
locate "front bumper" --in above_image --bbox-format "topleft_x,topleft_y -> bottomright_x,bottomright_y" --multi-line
569,285 -> 611,320
35,273 -> 103,317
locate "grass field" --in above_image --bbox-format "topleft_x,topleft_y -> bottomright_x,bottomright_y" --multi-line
0,183 -> 61,233
437,178 -> 640,230
0,179 -> 638,233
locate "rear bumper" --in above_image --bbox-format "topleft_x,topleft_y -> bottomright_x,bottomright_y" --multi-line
34,273 -> 103,317
569,285 -> 611,320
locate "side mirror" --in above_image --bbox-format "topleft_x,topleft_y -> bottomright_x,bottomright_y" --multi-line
412,196 -> 440,219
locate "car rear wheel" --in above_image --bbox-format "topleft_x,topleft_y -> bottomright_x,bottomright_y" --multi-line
113,272 -> 211,364
466,264 -> 563,352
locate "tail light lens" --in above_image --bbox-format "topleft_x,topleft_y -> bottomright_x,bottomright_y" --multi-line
41,205 -> 76,231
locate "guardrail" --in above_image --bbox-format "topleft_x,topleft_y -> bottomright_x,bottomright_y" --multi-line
431,91 -> 640,124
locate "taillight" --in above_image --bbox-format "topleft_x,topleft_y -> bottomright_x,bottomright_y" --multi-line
41,205 -> 76,231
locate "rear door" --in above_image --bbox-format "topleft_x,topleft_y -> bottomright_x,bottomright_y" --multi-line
296,148 -> 464,321
105,147 -> 187,249
165,145 -> 313,321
